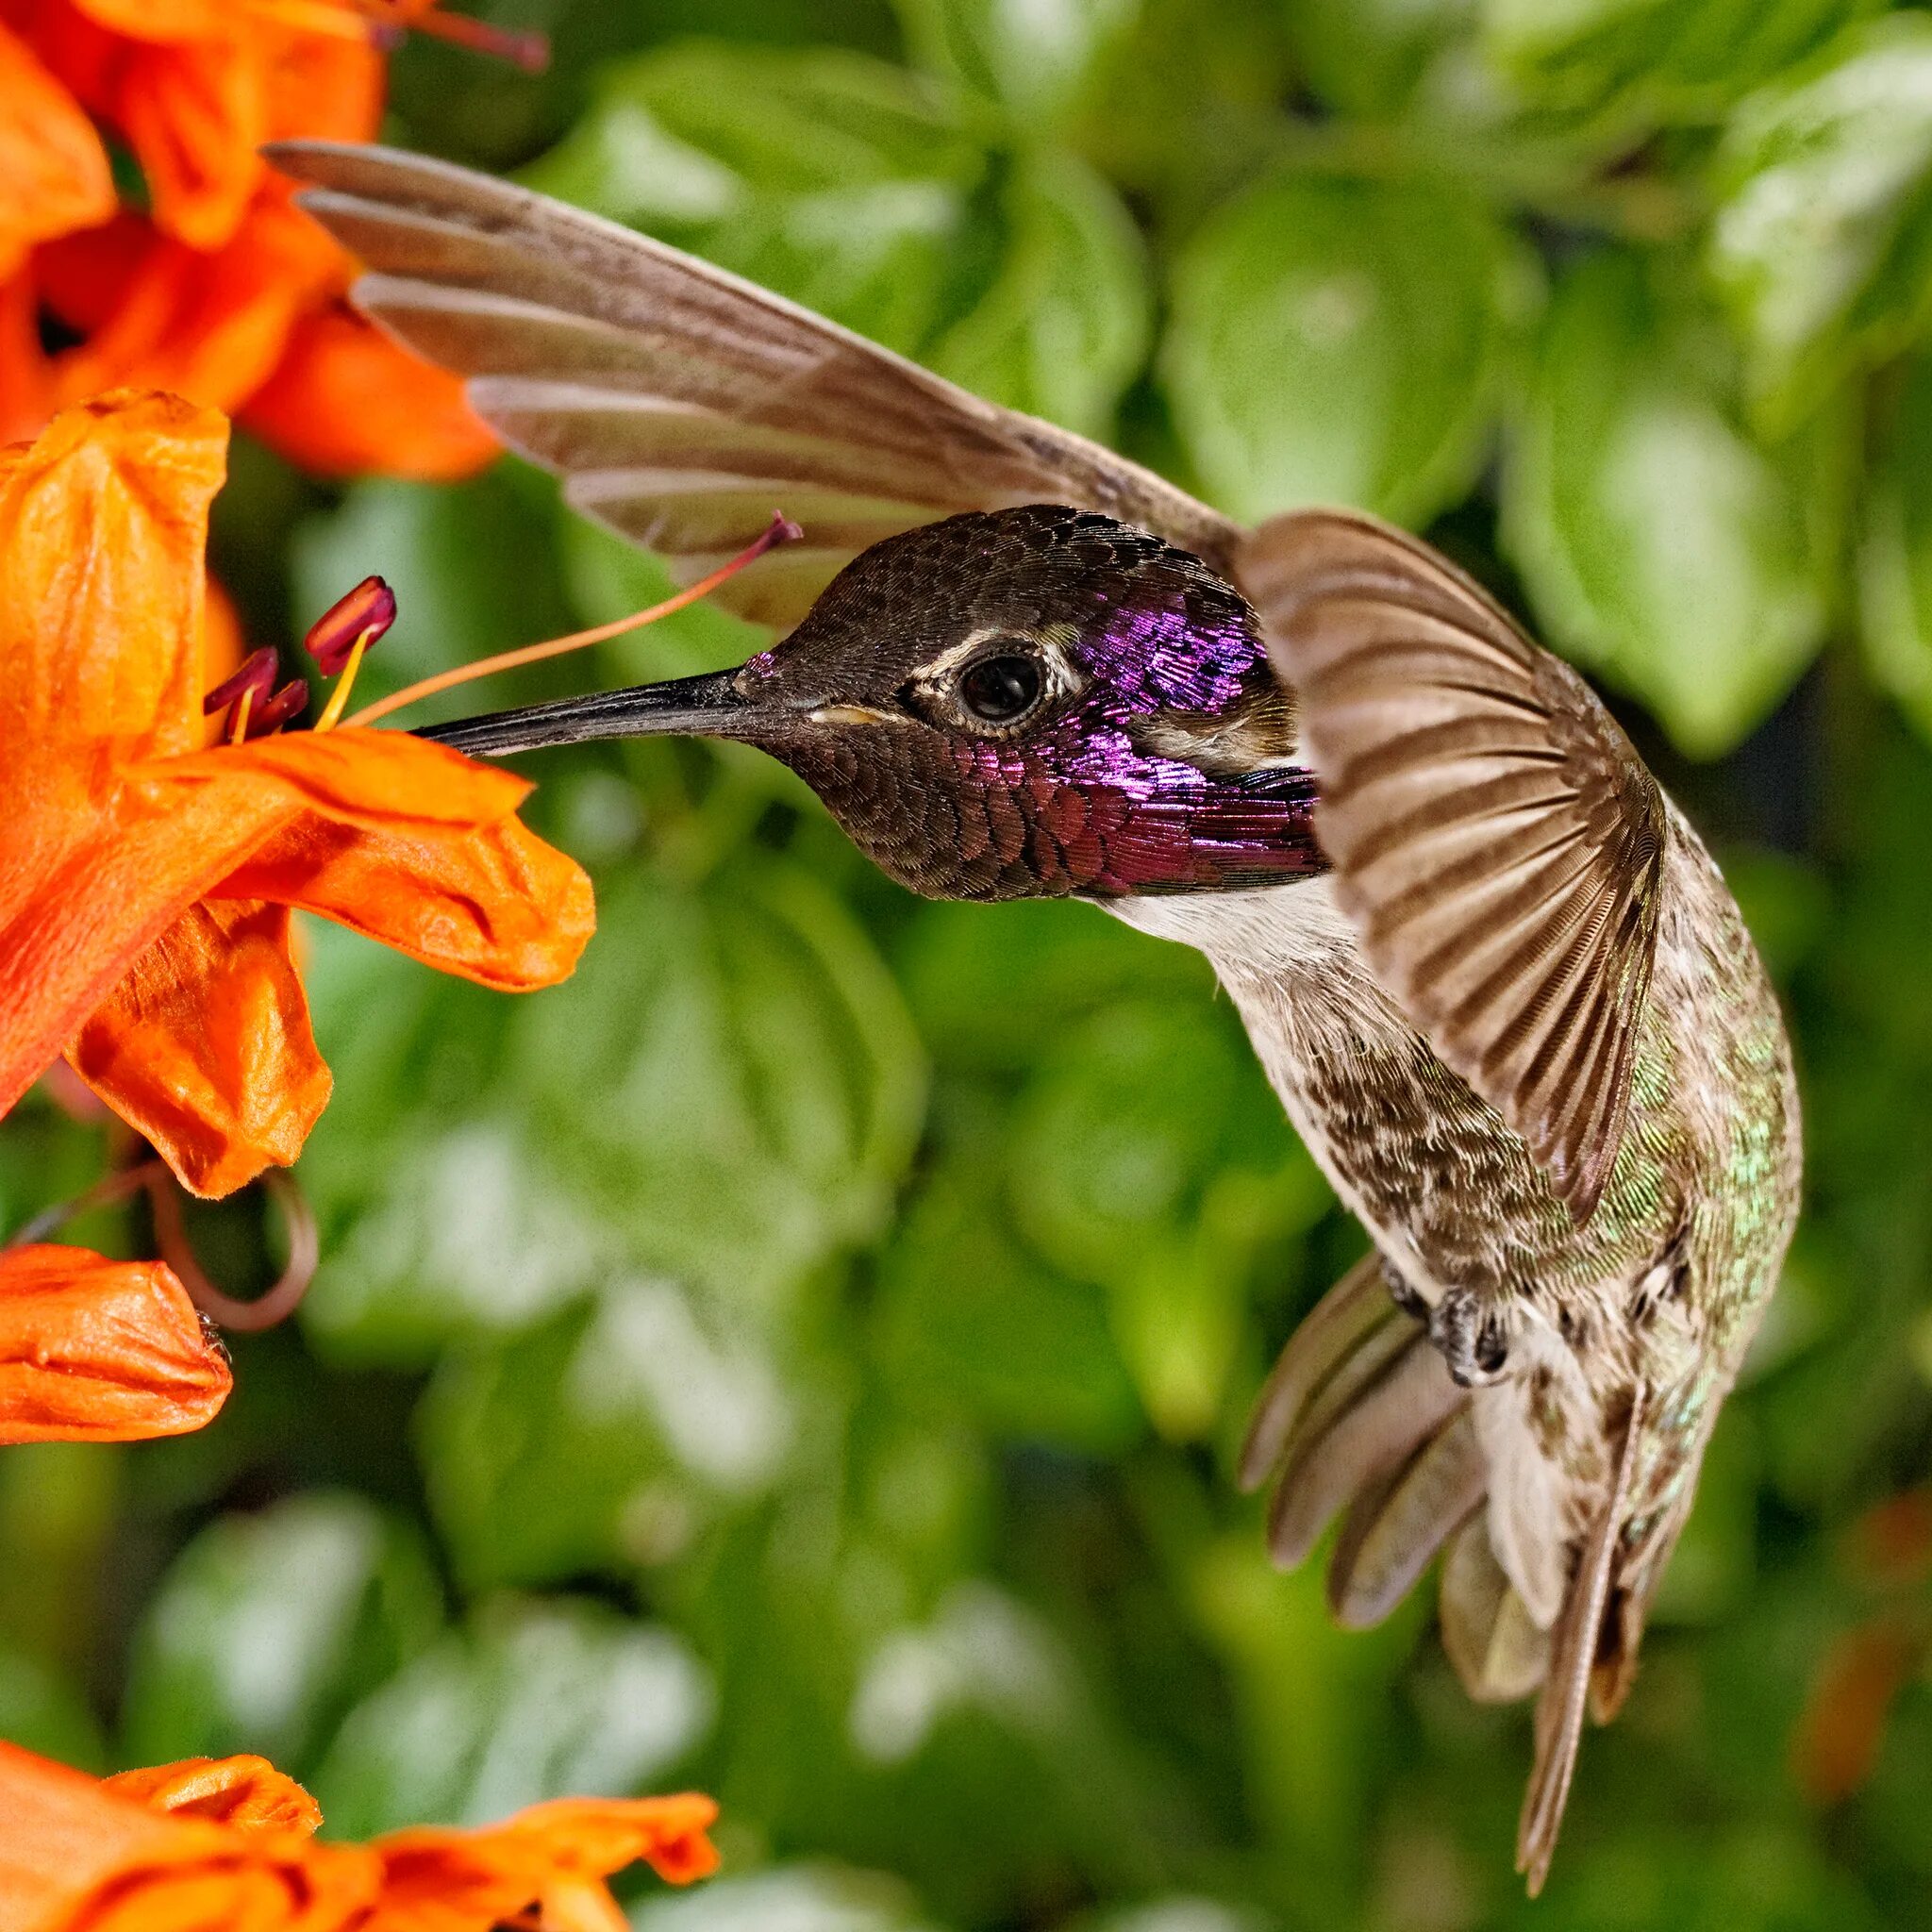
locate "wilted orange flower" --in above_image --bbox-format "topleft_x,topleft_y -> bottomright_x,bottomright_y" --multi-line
0,1744 -> 720,1932
0,1242 -> 229,1443
0,0 -> 519,474
0,389 -> 594,1198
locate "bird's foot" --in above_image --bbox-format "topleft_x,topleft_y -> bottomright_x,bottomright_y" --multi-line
1379,1256 -> 1431,1324
1428,1286 -> 1510,1389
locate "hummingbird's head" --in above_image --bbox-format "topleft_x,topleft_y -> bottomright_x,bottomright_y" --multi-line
426,507 -> 1326,902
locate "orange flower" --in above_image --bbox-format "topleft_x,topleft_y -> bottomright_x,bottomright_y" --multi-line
0,1744 -> 719,1932
0,389 -> 594,1197
0,21 -> 112,277
0,1242 -> 230,1443
0,0 -> 514,475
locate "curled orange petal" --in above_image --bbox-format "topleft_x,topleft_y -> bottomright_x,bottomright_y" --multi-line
103,1757 -> 324,1837
220,812 -> 596,993
371,1794 -> 722,1929
0,1244 -> 230,1443
0,1742 -> 716,1932
71,900 -> 333,1199
0,388 -> 226,761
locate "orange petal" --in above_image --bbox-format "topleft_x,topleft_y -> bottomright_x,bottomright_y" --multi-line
104,1757 -> 323,1838
370,1794 -> 721,1928
0,775 -> 294,1131
71,900 -> 332,1199
220,811 -> 595,993
0,389 -> 226,763
260,19 -> 385,145
136,725 -> 537,829
0,1740 -> 381,1932
40,199 -> 333,420
0,1244 -> 230,1443
0,1743 -> 211,1932
65,0 -> 227,42
0,733 -> 533,1132
0,23 -> 115,276
0,276 -> 58,445
116,36 -> 268,251
242,302 -> 500,481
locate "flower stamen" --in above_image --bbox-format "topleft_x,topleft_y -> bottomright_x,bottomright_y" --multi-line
388,5 -> 551,72
240,0 -> 550,67
345,512 -> 803,728
307,575 -> 397,730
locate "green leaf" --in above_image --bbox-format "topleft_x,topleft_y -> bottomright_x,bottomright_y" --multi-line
892,0 -> 1144,129
509,861 -> 926,1307
0,1646 -> 104,1771
1502,246 -> 1843,755
120,1494 -> 441,1774
1008,1001 -> 1316,1435
1484,0 -> 1871,127
418,1281 -> 797,1590
1161,171 -> 1529,525
1284,0 -> 1477,119
928,152 -> 1150,437
523,45 -> 985,355
872,1150 -> 1141,1452
1858,354 -> 1932,742
300,858 -> 924,1359
1708,13 -> 1932,435
1010,1003 -> 1295,1285
635,1867 -> 941,1932
312,1598 -> 713,1836
893,899 -> 1210,1074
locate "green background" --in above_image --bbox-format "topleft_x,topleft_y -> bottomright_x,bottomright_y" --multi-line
8,1 -> 1932,1925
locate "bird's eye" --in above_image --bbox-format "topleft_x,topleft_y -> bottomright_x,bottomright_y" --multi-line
958,652 -> 1042,724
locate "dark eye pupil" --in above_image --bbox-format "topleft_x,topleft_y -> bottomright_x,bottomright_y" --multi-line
960,654 -> 1041,723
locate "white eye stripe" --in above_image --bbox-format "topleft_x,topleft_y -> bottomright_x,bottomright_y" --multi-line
908,625 -> 1082,707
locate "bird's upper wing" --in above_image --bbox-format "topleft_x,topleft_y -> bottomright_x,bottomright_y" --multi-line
266,141 -> 1239,629
1237,510 -> 1666,1224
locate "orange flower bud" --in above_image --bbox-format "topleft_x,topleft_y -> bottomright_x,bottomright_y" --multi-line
0,1245 -> 231,1443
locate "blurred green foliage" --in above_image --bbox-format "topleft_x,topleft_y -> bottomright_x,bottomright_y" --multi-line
8,1 -> 1932,1927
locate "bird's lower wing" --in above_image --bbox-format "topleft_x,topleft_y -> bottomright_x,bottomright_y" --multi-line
266,141 -> 1240,629
1237,511 -> 1667,1225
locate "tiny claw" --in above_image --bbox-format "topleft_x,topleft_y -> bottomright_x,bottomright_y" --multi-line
305,575 -> 396,675
204,647 -> 281,717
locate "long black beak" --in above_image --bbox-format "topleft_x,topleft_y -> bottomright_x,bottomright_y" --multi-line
415,668 -> 753,758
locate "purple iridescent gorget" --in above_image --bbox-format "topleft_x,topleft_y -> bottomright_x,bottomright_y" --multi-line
734,506 -> 1328,903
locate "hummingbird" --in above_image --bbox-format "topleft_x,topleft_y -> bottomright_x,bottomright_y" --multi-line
271,140 -> 1802,1890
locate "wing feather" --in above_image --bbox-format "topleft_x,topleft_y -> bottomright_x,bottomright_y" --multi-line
1237,511 -> 1667,1223
266,141 -> 1239,627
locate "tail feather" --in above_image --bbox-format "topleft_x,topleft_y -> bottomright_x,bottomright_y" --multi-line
1248,1259 -> 1660,1896
1515,1384 -> 1649,1897
1237,1252 -> 1395,1491
1328,1408 -> 1487,1629
1263,1324 -> 1466,1571
1439,1517 -> 1550,1703
1241,1254 -> 1471,1574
